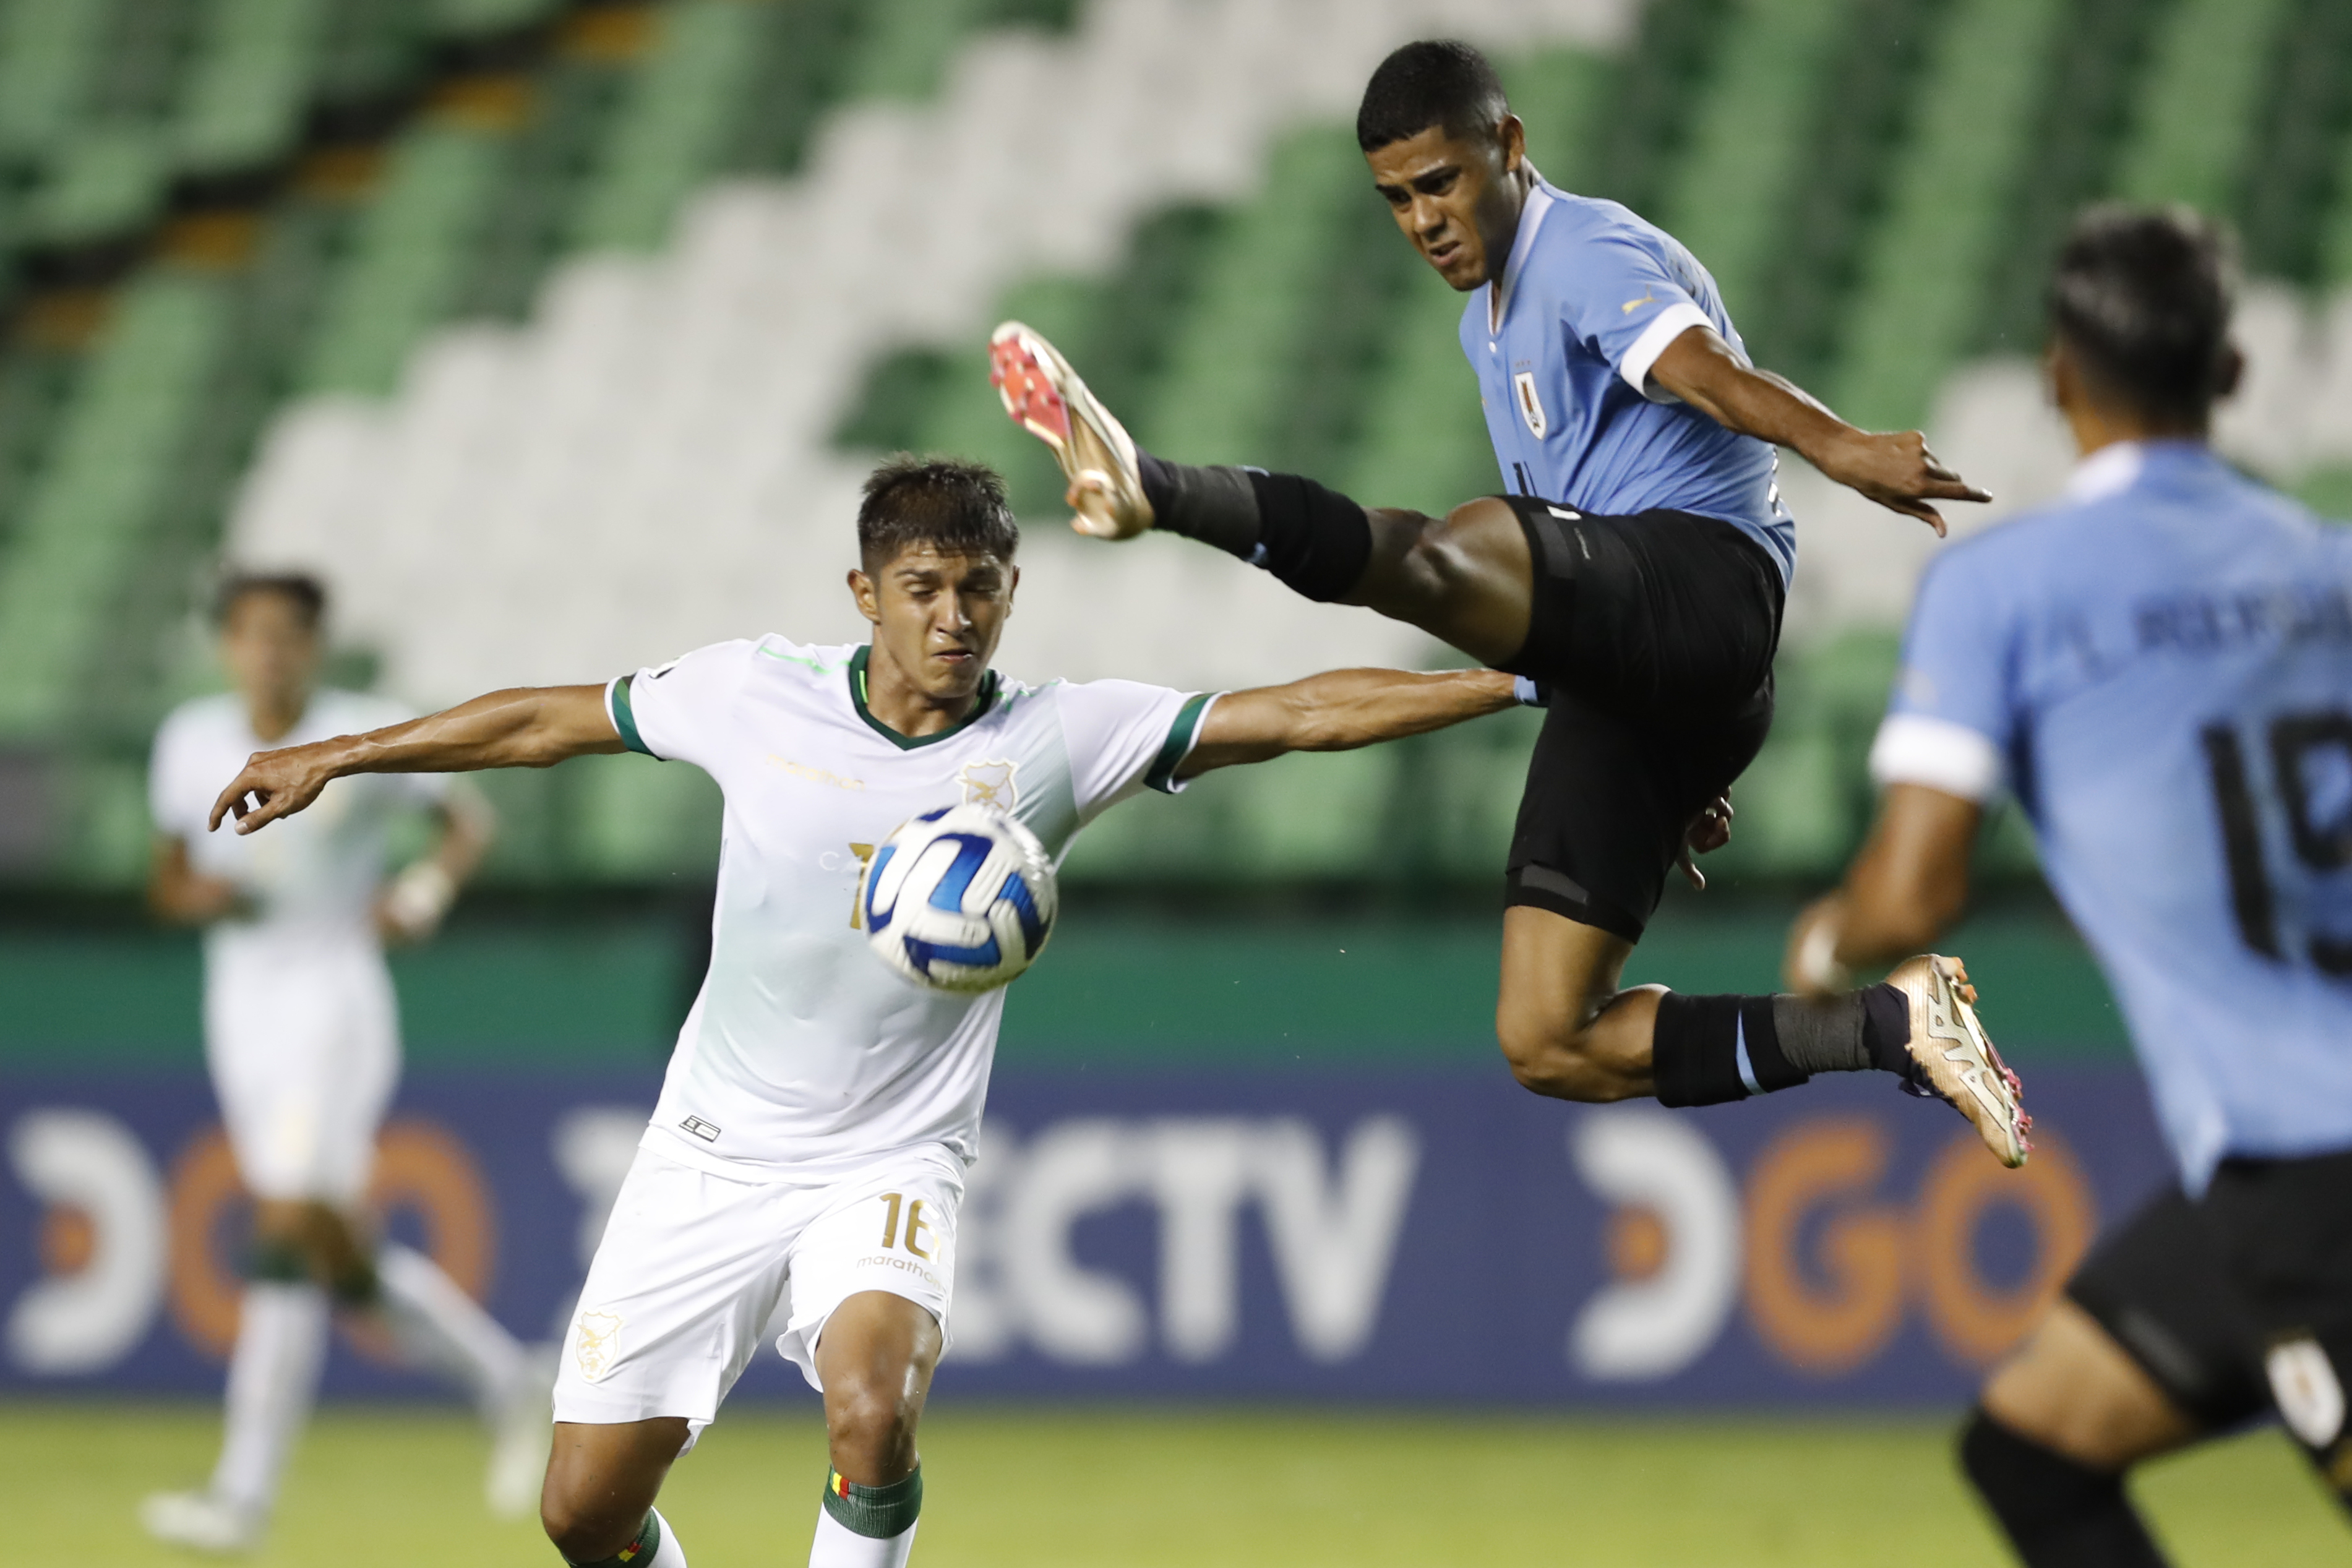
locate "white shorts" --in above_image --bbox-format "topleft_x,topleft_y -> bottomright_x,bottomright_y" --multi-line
205,947 -> 400,1204
554,1141 -> 963,1443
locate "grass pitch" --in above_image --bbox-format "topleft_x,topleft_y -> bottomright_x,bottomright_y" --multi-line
9,1401 -> 2343,1566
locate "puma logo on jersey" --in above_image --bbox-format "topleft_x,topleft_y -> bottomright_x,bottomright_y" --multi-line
1514,372 -> 1548,439
1620,288 -> 1659,315
959,760 -> 1019,810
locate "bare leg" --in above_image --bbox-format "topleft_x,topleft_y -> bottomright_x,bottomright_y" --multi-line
1982,1301 -> 2199,1470
807,1292 -> 941,1566
1493,906 -> 1659,1101
815,1292 -> 942,1484
541,1418 -> 690,1561
1346,499 -> 1535,667
1959,1300 -> 2199,1567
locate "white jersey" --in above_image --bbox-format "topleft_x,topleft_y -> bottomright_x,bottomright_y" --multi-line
605,638 -> 1209,1180
148,689 -> 445,981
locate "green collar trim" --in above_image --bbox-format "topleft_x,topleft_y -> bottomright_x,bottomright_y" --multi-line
847,646 -> 1000,750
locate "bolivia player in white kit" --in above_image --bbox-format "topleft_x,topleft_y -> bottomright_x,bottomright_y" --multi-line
205,459 -> 1522,1568
143,573 -> 548,1552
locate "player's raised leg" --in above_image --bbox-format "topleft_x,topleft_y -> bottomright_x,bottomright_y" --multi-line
1496,908 -> 2027,1165
990,322 -> 1532,666
541,1420 -> 693,1567
806,1292 -> 941,1568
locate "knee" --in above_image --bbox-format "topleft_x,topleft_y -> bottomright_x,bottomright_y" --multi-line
539,1473 -> 640,1562
825,1373 -> 919,1481
1495,1001 -> 1611,1101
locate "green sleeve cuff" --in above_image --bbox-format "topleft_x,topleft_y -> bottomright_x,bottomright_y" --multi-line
608,674 -> 656,758
1144,692 -> 1213,794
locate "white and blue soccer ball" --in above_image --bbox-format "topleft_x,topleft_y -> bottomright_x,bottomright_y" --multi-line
861,803 -> 1058,992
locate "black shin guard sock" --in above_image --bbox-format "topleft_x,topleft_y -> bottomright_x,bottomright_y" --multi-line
1959,1410 -> 2169,1568
1246,469 -> 1371,601
1136,452 -> 1263,560
1772,993 -> 1872,1074
1652,994 -> 1809,1107
823,1465 -> 923,1540
564,1509 -> 661,1568
1859,982 -> 1932,1090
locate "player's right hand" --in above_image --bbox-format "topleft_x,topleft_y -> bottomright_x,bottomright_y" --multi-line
208,742 -> 339,834
1813,428 -> 1989,536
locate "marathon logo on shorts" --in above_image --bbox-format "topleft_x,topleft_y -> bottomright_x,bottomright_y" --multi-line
575,1309 -> 622,1382
2267,1335 -> 2346,1448
680,1115 -> 720,1142
1514,371 -> 1548,439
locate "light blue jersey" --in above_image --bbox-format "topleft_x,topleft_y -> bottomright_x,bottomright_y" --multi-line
1873,441 -> 2352,1189
1462,175 -> 1796,582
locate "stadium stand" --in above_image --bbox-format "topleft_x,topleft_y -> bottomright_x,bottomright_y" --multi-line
1,0 -> 2350,891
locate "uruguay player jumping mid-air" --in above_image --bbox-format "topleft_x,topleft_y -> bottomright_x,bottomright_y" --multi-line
990,40 -> 2028,1163
1790,208 -> 2352,1564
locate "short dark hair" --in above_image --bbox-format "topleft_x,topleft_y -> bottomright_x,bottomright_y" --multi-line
2048,205 -> 2238,422
1356,40 -> 1509,154
856,455 -> 1019,572
215,570 -> 326,630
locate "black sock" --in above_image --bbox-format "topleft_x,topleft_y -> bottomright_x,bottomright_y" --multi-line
1651,993 -> 1809,1107
1773,983 -> 1914,1076
1135,453 -> 1371,601
1959,1409 -> 2170,1567
1137,453 -> 1262,559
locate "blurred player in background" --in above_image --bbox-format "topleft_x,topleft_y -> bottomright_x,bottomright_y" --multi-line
142,572 -> 547,1553
990,39 -> 2027,1163
1786,208 -> 2352,1564
201,460 -> 1522,1568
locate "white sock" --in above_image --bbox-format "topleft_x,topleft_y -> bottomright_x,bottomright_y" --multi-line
373,1243 -> 525,1416
809,1508 -> 917,1568
210,1282 -> 329,1513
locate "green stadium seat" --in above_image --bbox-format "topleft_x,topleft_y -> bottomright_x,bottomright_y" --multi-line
0,275 -> 230,740
173,0 -> 331,178
2114,0 -> 2297,216
567,0 -> 765,254
299,122 -> 506,395
0,0 -> 115,166
22,124 -> 168,247
1826,0 -> 2070,431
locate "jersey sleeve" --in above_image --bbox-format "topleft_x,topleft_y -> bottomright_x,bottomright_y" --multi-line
1559,233 -> 1715,403
146,713 -> 201,840
605,640 -> 757,771
1056,679 -> 1219,821
1870,551 -> 2017,803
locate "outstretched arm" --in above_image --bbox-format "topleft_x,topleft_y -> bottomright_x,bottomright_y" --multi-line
1175,667 -> 1518,779
1649,325 -> 1989,536
210,684 -> 624,836
1783,782 -> 1982,993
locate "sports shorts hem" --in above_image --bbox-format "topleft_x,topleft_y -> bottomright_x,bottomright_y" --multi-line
1504,862 -> 1646,942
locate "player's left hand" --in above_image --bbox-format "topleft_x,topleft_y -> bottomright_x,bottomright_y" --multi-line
1678,794 -> 1733,889
1813,429 -> 1989,536
208,743 -> 338,835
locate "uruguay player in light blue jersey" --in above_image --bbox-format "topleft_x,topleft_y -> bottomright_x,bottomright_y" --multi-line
1789,208 -> 2352,1564
991,40 -> 2027,1170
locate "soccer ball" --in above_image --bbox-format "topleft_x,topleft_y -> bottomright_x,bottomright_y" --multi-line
861,803 -> 1058,992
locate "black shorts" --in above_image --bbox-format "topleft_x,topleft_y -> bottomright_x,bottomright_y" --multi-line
1497,499 -> 1784,941
2069,1150 -> 2352,1464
